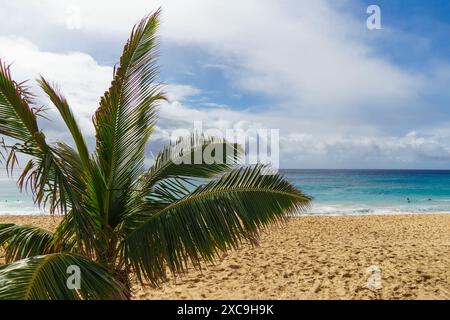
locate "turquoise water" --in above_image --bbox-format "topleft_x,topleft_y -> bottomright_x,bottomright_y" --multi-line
1,170 -> 450,215
282,169 -> 450,214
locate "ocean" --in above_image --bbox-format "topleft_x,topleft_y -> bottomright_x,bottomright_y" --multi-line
282,169 -> 450,215
1,170 -> 450,215
0,172 -> 44,215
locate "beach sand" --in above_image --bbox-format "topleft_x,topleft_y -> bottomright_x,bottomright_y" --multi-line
1,214 -> 449,300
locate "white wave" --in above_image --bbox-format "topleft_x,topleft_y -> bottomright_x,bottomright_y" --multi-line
0,201 -> 48,215
307,203 -> 450,216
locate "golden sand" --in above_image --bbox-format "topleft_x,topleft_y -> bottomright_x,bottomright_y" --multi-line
1,214 -> 449,300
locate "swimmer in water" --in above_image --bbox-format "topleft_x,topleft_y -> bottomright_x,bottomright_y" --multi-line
407,197 -> 411,203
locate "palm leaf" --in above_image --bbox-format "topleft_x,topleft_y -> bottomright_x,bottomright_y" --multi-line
0,61 -> 84,215
118,135 -> 243,227
10,142 -> 100,256
38,77 -> 90,169
143,134 -> 243,188
0,61 -> 43,150
92,9 -> 166,227
123,164 -> 312,284
0,253 -> 127,300
0,224 -> 62,263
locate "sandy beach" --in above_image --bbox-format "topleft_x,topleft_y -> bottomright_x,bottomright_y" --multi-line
1,214 -> 449,300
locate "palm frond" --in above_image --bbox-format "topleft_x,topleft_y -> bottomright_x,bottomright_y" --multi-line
123,164 -> 312,284
144,134 -> 243,188
17,143 -> 82,213
11,143 -> 101,257
38,77 -> 90,169
118,135 -> 243,228
0,61 -> 43,150
0,253 -> 127,300
0,61 -> 85,215
92,9 -> 166,227
0,224 -> 63,263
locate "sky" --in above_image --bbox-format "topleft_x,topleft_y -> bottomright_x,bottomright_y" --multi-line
1,0 -> 450,169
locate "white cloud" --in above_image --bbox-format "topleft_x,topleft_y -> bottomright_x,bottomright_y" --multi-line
2,0 -> 423,109
154,101 -> 450,168
162,1 -> 424,112
1,0 -> 450,168
165,84 -> 201,102
0,36 -> 112,137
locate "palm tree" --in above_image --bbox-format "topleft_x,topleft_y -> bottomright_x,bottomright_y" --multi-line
0,9 -> 311,300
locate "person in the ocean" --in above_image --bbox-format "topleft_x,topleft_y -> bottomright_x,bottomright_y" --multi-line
407,197 -> 411,203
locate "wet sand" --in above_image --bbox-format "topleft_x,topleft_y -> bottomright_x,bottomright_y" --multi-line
1,214 -> 449,300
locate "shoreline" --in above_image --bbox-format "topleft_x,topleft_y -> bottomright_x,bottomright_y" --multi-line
1,214 -> 449,299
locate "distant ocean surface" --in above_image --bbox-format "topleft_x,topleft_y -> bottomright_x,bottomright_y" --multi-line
1,170 -> 450,215
282,169 -> 450,215
0,172 -> 44,215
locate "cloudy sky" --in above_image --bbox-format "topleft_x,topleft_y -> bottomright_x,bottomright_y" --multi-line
1,0 -> 450,169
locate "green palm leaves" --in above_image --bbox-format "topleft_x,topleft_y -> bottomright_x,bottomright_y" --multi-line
0,9 -> 312,300
0,254 -> 126,300
123,165 -> 311,284
0,224 -> 57,262
93,9 -> 165,230
0,62 -> 42,147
